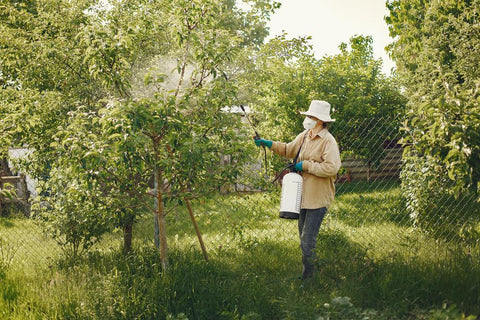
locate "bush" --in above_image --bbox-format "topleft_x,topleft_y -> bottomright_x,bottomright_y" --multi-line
401,154 -> 480,242
33,168 -> 112,262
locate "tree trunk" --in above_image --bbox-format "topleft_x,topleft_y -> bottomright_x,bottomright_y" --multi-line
155,165 -> 168,270
123,221 -> 133,254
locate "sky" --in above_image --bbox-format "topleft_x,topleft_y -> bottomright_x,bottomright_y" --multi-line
266,0 -> 396,74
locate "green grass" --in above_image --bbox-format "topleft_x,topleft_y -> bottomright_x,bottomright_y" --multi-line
1,182 -> 479,319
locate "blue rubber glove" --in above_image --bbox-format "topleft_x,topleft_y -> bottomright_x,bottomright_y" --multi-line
294,161 -> 303,172
254,138 -> 272,149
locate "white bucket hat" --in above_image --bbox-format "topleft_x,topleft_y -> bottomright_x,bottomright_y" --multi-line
300,100 -> 336,122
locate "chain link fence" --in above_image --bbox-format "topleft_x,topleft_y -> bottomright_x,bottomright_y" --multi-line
1,116 -> 479,273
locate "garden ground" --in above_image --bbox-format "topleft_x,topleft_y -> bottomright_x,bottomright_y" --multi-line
1,181 -> 479,319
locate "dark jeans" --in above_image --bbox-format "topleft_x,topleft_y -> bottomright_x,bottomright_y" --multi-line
298,207 -> 327,279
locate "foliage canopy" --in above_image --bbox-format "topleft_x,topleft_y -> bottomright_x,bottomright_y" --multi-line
386,0 -> 480,236
0,0 -> 407,260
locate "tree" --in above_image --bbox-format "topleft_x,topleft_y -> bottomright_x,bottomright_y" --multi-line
318,35 -> 406,169
1,0 -> 167,258
386,0 -> 480,239
241,34 -> 406,175
1,0 -> 279,264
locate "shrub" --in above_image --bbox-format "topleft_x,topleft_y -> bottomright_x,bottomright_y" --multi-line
33,168 -> 112,262
401,154 -> 480,242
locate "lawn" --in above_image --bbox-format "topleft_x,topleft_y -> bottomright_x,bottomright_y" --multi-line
1,180 -> 479,319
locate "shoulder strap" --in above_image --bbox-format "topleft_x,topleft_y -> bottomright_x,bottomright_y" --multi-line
293,131 -> 308,165
271,131 -> 308,183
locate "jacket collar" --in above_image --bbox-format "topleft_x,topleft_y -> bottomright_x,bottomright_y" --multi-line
308,127 -> 328,139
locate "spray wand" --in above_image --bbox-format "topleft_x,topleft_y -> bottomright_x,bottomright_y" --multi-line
239,104 -> 260,140
239,104 -> 268,177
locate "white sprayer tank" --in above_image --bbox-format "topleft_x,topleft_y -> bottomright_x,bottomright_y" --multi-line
279,172 -> 303,219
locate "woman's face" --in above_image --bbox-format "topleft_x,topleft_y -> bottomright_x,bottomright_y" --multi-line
307,116 -> 324,129
303,116 -> 317,130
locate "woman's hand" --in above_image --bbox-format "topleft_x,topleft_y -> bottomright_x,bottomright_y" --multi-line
254,138 -> 272,149
294,161 -> 303,172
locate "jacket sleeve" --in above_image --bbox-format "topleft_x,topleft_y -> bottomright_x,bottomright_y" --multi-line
270,132 -> 306,159
303,138 -> 341,177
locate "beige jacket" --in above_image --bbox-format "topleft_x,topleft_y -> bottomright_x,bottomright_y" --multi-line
270,128 -> 341,209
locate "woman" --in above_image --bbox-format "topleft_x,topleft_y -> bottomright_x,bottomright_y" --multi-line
254,100 -> 341,279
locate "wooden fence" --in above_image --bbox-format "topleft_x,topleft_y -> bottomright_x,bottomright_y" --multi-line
337,147 -> 403,182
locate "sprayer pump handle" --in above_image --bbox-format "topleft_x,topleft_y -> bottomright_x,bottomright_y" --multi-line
289,163 -> 297,173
